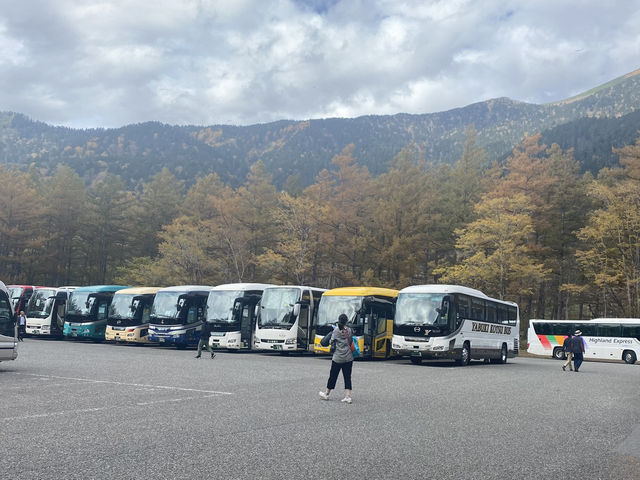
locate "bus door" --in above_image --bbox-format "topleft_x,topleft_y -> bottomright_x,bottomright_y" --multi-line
236,297 -> 260,348
53,291 -> 68,335
295,290 -> 312,349
365,298 -> 394,358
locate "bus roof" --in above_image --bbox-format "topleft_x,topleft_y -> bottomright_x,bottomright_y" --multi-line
399,284 -> 517,305
211,283 -> 273,291
530,318 -> 640,324
156,285 -> 214,293
71,285 -> 130,293
262,285 -> 327,293
323,286 -> 399,298
114,287 -> 162,295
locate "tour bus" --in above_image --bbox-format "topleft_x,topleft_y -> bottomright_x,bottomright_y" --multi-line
25,286 -> 76,337
392,285 -> 519,365
314,287 -> 399,359
254,285 -> 327,353
63,285 -> 129,341
0,281 -> 18,362
207,283 -> 273,350
105,287 -> 160,343
147,286 -> 213,348
7,284 -> 35,314
527,318 -> 640,365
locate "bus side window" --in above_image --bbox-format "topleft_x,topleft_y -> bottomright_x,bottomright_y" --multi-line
622,324 -> 640,341
97,301 -> 108,320
187,306 -> 197,324
486,302 -> 497,323
471,298 -> 485,321
598,324 -> 621,337
141,306 -> 151,323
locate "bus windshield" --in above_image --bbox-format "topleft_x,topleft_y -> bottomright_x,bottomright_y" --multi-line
67,292 -> 95,316
150,292 -> 185,319
317,296 -> 362,327
26,289 -> 57,318
395,293 -> 447,326
7,286 -> 24,309
109,294 -> 139,320
258,288 -> 300,328
206,290 -> 243,323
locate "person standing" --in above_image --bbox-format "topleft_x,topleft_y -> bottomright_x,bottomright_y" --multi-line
319,313 -> 354,404
18,311 -> 26,341
571,330 -> 585,372
195,321 -> 215,359
562,333 -> 573,371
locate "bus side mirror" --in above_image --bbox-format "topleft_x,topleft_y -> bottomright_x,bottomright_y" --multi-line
293,304 -> 301,317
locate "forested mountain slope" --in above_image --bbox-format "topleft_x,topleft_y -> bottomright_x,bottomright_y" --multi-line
1,69 -> 639,187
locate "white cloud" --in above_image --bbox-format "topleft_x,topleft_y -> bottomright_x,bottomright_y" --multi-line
0,0 -> 639,127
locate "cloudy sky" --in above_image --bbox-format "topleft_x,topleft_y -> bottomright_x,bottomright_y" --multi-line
1,0 -> 639,128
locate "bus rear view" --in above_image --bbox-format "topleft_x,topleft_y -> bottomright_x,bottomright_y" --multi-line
0,281 -> 18,362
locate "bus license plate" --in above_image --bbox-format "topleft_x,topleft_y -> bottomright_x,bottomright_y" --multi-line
272,345 -> 281,350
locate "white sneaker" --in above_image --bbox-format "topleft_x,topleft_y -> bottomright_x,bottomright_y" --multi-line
319,391 -> 329,400
341,396 -> 352,404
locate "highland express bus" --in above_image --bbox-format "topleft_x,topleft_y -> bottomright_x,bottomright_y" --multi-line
147,286 -> 213,348
0,281 -> 18,363
314,287 -> 399,359
25,286 -> 76,337
105,287 -> 160,343
254,285 -> 327,353
63,285 -> 129,341
7,285 -> 35,314
207,283 -> 272,350
527,318 -> 640,365
392,285 -> 519,365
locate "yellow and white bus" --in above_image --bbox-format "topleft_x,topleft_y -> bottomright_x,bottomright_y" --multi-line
314,287 -> 399,359
254,285 -> 326,353
527,318 -> 640,364
392,285 -> 519,365
105,287 -> 160,343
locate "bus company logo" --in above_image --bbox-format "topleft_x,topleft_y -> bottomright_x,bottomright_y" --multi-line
472,322 -> 512,335
414,327 -> 421,332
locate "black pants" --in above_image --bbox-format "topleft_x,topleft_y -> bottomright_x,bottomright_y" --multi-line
327,360 -> 353,390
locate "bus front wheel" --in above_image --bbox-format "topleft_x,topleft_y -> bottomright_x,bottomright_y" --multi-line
410,356 -> 422,365
457,343 -> 470,366
623,350 -> 637,364
552,347 -> 565,360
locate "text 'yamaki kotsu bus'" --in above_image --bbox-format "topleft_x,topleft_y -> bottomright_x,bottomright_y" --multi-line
25,286 -> 76,338
314,287 -> 399,359
527,318 -> 640,364
63,285 -> 130,341
105,287 -> 161,343
254,285 -> 326,353
392,285 -> 519,365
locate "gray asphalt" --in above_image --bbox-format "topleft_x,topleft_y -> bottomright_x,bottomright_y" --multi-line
1,338 -> 639,480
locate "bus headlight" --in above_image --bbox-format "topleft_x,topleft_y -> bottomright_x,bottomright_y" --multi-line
285,338 -> 295,344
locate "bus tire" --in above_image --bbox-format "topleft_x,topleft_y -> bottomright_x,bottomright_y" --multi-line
623,350 -> 637,364
175,343 -> 187,350
457,342 -> 470,366
499,344 -> 508,364
410,356 -> 422,365
552,347 -> 565,360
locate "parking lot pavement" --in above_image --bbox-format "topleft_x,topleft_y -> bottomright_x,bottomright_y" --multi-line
1,338 -> 639,480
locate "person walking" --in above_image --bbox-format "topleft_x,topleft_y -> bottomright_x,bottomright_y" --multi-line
195,321 -> 215,359
319,313 -> 354,404
562,332 -> 573,371
18,311 -> 26,341
571,330 -> 585,372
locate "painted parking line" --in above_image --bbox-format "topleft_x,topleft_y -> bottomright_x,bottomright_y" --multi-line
1,394 -> 222,421
10,372 -> 233,395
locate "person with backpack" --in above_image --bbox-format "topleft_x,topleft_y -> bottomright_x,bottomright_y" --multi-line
571,330 -> 585,372
319,313 -> 354,404
195,321 -> 215,359
562,332 -> 573,371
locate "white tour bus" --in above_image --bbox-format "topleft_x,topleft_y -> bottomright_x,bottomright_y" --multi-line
25,286 -> 76,338
254,285 -> 326,353
527,318 -> 640,365
392,284 -> 519,365
207,283 -> 272,350
0,281 -> 18,362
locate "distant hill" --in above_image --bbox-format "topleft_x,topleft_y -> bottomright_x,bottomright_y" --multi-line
1,69 -> 639,188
